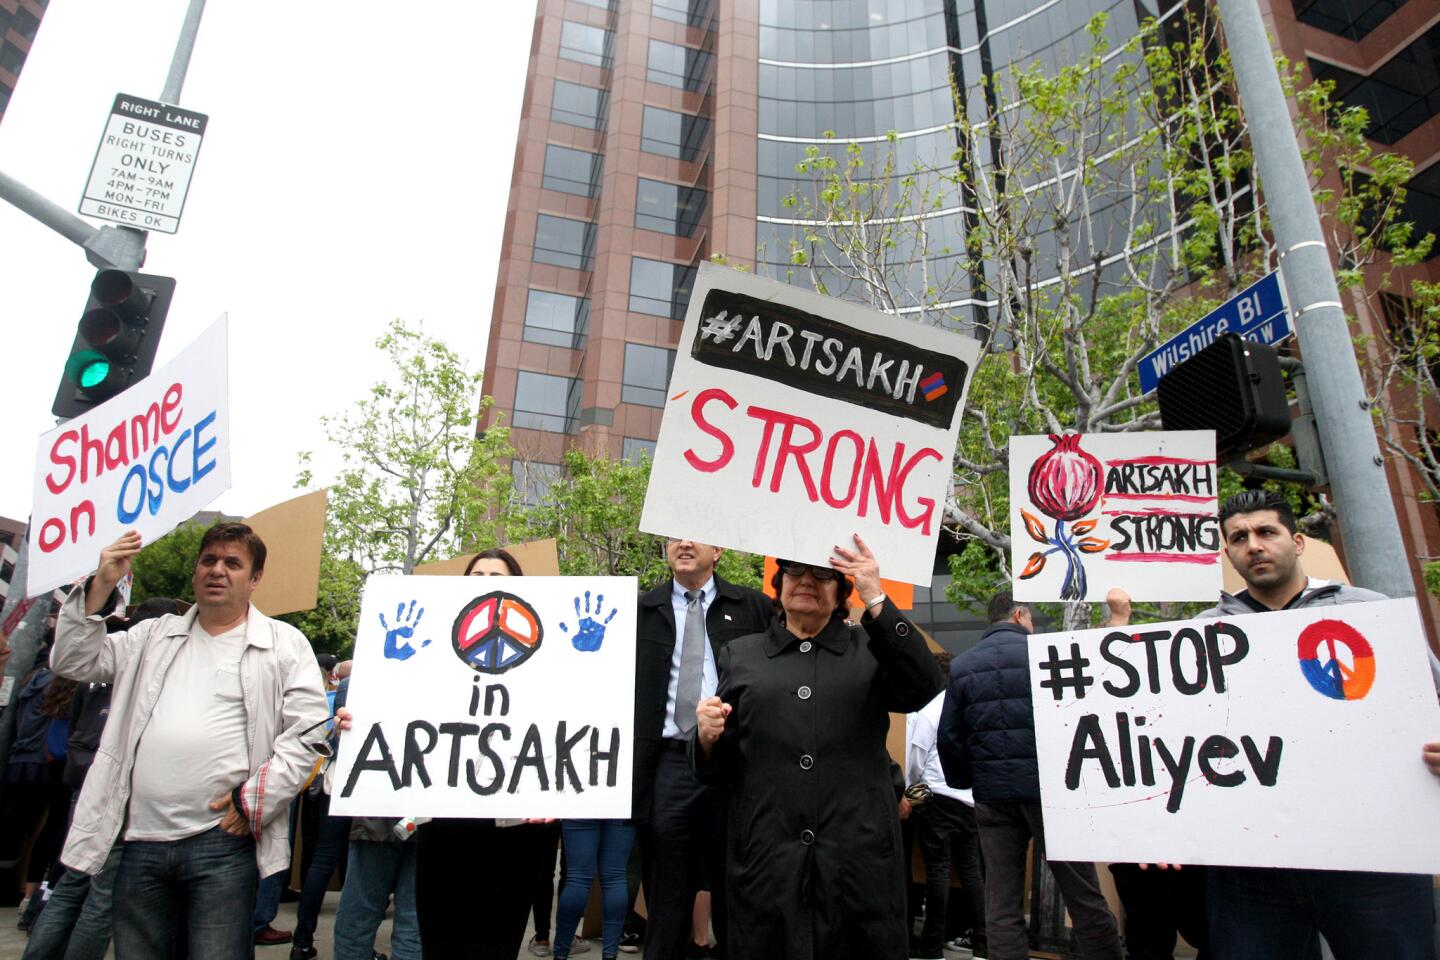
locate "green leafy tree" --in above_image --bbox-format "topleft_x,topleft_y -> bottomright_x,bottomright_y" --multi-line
297,319 -> 515,577
510,448 -> 763,590
130,520 -> 210,604
277,548 -> 366,656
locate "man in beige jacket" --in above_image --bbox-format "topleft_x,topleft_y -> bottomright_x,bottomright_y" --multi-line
52,522 -> 328,960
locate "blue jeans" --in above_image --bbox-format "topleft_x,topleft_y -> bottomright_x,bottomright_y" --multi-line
555,819 -> 636,959
21,844 -> 122,960
1208,866 -> 1435,959
253,870 -> 284,932
294,794 -> 351,950
334,840 -> 420,960
112,826 -> 258,960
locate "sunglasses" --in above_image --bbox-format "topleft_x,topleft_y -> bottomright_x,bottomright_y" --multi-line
779,562 -> 839,581
296,715 -> 337,759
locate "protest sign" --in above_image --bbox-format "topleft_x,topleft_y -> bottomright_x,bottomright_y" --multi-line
27,317 -> 231,596
330,574 -> 636,819
246,490 -> 327,618
640,263 -> 981,586
1010,430 -> 1218,602
1029,598 -> 1440,872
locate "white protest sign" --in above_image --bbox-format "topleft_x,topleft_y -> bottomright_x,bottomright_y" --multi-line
28,317 -> 231,596
1010,431 -> 1219,602
640,263 -> 981,585
1029,598 -> 1440,872
330,575 -> 637,819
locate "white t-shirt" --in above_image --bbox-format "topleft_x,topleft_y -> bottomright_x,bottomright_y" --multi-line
126,620 -> 252,841
905,691 -> 974,805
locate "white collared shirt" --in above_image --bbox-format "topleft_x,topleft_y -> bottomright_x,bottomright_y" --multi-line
662,576 -> 719,739
906,692 -> 973,805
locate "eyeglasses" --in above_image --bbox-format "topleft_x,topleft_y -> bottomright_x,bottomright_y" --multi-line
296,715 -> 336,759
779,562 -> 838,581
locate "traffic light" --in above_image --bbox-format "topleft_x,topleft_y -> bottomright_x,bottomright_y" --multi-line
52,270 -> 175,419
1156,333 -> 1291,457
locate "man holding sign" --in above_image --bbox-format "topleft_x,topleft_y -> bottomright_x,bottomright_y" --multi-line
50,525 -> 328,960
1110,491 -> 1440,958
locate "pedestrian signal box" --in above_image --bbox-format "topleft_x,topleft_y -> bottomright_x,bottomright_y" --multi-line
1156,333 -> 1291,457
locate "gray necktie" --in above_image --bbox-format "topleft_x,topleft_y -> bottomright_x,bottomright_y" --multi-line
674,590 -> 704,735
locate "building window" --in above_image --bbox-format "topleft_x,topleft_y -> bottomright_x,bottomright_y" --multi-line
629,257 -> 697,319
1309,23 -> 1440,145
513,371 -> 581,433
524,289 -> 589,349
543,144 -> 603,197
623,344 -> 676,407
635,178 -> 708,237
623,437 -> 658,463
653,0 -> 711,27
13,7 -> 39,41
574,0 -> 613,8
1291,0 -> 1404,40
641,106 -> 710,161
647,39 -> 712,92
551,80 -> 607,130
559,20 -> 611,68
0,42 -> 25,74
533,214 -> 596,271
512,460 -> 564,507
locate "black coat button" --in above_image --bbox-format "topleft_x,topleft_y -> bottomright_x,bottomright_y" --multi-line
800,754 -> 814,770
895,622 -> 910,637
799,641 -> 813,653
801,829 -> 815,845
797,685 -> 812,700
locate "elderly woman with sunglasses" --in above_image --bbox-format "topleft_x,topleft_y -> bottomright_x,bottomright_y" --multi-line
692,533 -> 943,960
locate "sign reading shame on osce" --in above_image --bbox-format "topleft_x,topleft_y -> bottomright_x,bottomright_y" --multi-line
1010,431 -> 1219,603
28,317 -> 231,596
1029,599 -> 1440,873
640,264 -> 981,586
331,575 -> 637,819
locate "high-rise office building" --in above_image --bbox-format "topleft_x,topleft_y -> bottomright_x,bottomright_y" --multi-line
482,0 -> 1440,638
0,0 -> 45,123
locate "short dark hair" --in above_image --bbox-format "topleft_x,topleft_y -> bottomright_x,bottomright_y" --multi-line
197,523 -> 267,574
933,650 -> 953,675
769,560 -> 854,620
1218,490 -> 1297,537
130,597 -> 182,625
465,548 -> 523,577
987,589 -> 1027,625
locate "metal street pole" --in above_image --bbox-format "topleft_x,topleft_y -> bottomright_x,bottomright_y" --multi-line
1215,0 -> 1414,598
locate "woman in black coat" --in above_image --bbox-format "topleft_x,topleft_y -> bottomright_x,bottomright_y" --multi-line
693,534 -> 943,960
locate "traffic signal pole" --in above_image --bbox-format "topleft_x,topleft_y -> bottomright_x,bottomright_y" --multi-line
0,0 -> 210,753
1215,0 -> 1414,598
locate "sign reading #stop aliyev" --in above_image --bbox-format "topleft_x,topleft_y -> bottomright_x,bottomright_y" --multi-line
640,264 -> 981,586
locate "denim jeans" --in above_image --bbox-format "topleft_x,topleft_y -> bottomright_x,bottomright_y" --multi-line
334,839 -> 420,960
21,844 -> 122,960
253,870 -> 284,932
293,793 -> 351,950
555,819 -> 636,959
1208,866 -> 1435,959
112,826 -> 258,960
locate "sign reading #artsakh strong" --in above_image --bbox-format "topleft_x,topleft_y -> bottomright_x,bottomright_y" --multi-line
27,317 -> 231,596
640,264 -> 981,586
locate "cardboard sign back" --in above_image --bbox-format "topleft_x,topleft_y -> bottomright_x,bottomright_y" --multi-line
411,539 -> 561,577
245,490 -> 327,617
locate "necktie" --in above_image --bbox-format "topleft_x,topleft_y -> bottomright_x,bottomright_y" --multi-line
674,590 -> 704,735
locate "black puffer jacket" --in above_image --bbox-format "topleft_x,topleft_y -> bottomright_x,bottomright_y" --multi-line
937,622 -> 1038,802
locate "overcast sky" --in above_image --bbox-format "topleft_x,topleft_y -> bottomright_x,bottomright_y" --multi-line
0,0 -> 537,522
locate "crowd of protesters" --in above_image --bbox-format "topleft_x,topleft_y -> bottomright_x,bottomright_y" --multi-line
0,491 -> 1436,960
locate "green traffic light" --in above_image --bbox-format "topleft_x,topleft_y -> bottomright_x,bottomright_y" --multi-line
78,357 -> 111,388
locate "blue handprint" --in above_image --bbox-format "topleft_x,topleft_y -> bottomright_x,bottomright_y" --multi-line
380,599 -> 430,661
561,590 -> 618,652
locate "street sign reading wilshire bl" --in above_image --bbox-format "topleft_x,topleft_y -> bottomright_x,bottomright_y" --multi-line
1139,271 -> 1292,395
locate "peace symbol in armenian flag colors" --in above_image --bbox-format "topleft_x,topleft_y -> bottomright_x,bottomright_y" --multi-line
1297,618 -> 1375,701
452,591 -> 544,674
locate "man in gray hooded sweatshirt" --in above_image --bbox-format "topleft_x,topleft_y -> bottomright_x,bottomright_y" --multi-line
1112,489 -> 1440,959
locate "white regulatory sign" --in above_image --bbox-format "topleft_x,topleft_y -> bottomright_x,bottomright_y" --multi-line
79,93 -> 207,235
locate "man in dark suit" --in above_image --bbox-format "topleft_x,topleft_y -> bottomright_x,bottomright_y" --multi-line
635,537 -> 771,960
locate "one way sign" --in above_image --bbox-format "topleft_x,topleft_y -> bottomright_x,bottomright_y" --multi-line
1139,271 -> 1292,395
